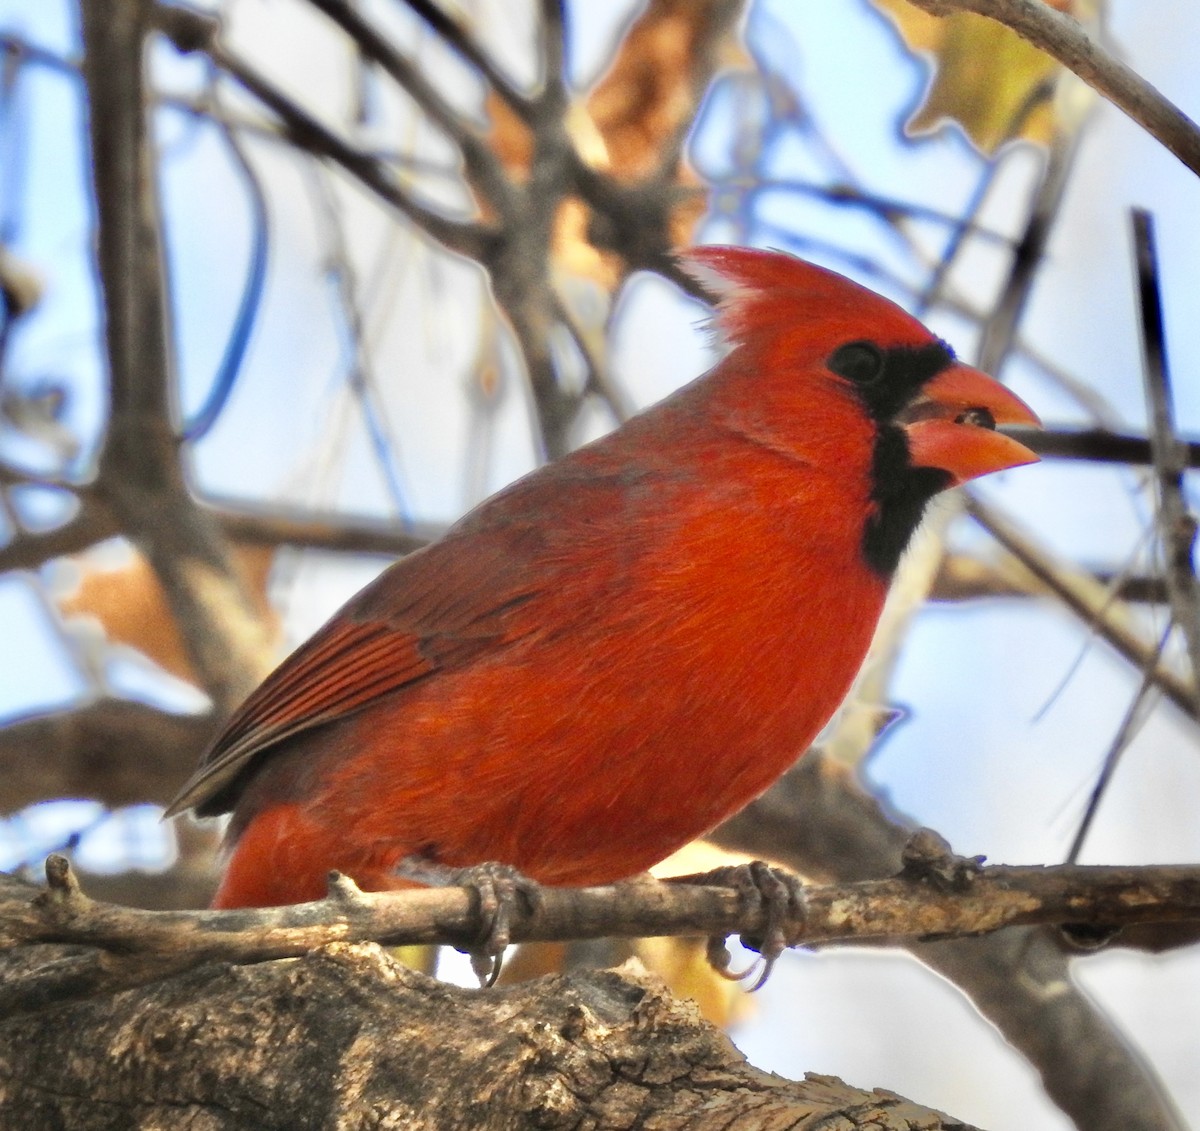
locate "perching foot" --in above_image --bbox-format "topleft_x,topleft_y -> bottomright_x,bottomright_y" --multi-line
669,860 -> 807,991
396,856 -> 543,987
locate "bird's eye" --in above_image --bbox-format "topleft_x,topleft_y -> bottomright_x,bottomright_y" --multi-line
828,341 -> 885,385
955,407 -> 996,429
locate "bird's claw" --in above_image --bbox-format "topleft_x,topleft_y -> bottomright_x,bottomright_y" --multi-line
397,856 -> 542,987
463,862 -> 543,986
671,860 -> 807,991
705,935 -> 762,984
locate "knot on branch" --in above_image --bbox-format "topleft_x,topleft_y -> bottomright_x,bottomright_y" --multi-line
33,855 -> 90,914
900,829 -> 985,892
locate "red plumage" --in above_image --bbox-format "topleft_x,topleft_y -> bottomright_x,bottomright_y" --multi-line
166,247 -> 1039,909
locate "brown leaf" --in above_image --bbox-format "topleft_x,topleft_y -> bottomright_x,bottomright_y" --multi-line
872,0 -> 1093,152
56,543 -> 279,685
487,0 -> 748,290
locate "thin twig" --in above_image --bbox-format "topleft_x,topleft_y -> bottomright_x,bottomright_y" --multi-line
180,84 -> 270,443
977,120 -> 1085,374
1132,209 -> 1200,706
548,289 -> 633,424
151,5 -> 490,259
304,164 -> 412,523
304,0 -> 516,214
931,551 -> 1170,607
535,0 -> 566,111
399,0 -> 533,119
967,496 -> 1199,719
1067,627 -> 1168,863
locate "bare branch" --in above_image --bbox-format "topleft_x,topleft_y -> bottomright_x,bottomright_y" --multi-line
711,755 -> 1190,1131
0,496 -> 117,573
535,0 -> 566,111
80,0 -> 275,710
931,551 -> 1169,607
5,851 -> 1200,970
304,0 -> 518,215
1007,425 -> 1200,468
977,122 -> 1085,374
0,495 -> 441,575
0,699 -> 216,814
151,4 -> 491,259
399,0 -> 532,119
211,503 -> 441,557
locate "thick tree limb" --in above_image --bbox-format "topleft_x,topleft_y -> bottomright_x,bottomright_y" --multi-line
0,945 -> 977,1130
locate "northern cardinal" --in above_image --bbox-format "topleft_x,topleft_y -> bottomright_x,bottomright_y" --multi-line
167,247 -> 1039,912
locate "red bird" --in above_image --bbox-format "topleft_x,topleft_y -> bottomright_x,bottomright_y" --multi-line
167,247 -> 1039,913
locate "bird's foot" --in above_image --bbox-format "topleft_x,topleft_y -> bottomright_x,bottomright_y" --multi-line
899,828 -> 984,892
668,861 -> 807,991
395,856 -> 542,987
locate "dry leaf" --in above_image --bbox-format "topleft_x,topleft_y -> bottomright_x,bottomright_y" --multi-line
55,542 -> 279,685
487,0 -> 748,290
872,0 -> 1092,152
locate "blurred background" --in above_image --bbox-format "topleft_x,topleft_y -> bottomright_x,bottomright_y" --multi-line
2,1 -> 1199,1127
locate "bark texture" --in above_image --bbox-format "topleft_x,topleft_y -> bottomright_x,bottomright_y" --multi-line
0,943 -> 975,1130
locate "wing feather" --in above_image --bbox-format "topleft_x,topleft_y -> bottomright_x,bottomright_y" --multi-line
165,537 -> 548,817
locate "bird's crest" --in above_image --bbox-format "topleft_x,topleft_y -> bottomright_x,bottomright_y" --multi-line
676,245 -> 924,352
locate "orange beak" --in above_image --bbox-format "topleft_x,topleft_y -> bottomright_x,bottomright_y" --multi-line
902,364 -> 1041,487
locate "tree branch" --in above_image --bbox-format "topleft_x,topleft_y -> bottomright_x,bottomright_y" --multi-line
304,0 -> 518,215
711,754 -> 1191,1131
967,496 -> 1199,718
399,0 -> 533,119
3,851 -> 1198,977
80,0 -> 276,711
151,3 -> 491,260
1006,425 -> 1200,468
1132,208 -> 1200,702
0,699 -> 216,814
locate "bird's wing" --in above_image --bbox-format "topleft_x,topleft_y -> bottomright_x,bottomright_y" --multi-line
163,522 -> 553,819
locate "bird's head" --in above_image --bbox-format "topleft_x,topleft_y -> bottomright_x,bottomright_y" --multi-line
679,245 -> 1041,574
